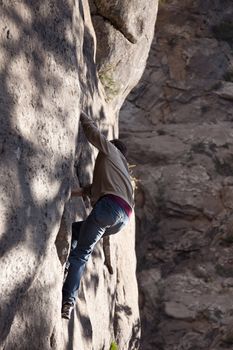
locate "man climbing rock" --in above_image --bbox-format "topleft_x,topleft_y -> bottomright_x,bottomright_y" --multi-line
61,111 -> 134,319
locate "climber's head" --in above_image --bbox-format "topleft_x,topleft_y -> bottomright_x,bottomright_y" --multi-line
110,139 -> 128,157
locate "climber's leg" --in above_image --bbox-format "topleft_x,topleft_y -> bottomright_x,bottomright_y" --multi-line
62,196 -> 127,307
71,221 -> 84,250
104,216 -> 128,236
63,221 -> 84,281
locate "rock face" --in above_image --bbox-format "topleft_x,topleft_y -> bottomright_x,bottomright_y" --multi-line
120,0 -> 233,349
90,0 -> 158,109
0,1 -> 157,349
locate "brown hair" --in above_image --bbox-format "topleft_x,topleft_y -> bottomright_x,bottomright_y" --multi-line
110,139 -> 128,157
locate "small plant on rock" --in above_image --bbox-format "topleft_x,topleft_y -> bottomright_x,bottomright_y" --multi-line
98,65 -> 120,102
110,341 -> 118,350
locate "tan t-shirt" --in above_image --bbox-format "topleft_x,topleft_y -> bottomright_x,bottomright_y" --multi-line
80,113 -> 134,208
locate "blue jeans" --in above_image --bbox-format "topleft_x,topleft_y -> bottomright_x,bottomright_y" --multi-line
62,196 -> 129,305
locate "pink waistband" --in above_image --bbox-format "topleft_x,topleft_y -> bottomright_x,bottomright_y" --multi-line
106,194 -> 132,217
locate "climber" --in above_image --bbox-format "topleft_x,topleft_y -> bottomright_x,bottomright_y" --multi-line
61,111 -> 134,320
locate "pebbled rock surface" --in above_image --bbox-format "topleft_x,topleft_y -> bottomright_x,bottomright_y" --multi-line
120,0 -> 233,349
0,0 -> 157,349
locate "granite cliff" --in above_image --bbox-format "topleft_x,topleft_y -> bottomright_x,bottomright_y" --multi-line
120,0 -> 233,349
0,1 -> 157,349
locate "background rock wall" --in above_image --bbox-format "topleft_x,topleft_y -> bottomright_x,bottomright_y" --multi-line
120,0 -> 233,349
0,0 -> 158,349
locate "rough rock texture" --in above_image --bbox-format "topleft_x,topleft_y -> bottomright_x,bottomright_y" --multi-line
90,0 -> 158,109
0,0 -> 157,349
120,0 -> 233,349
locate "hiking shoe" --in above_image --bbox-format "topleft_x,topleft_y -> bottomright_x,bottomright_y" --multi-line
61,303 -> 73,320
